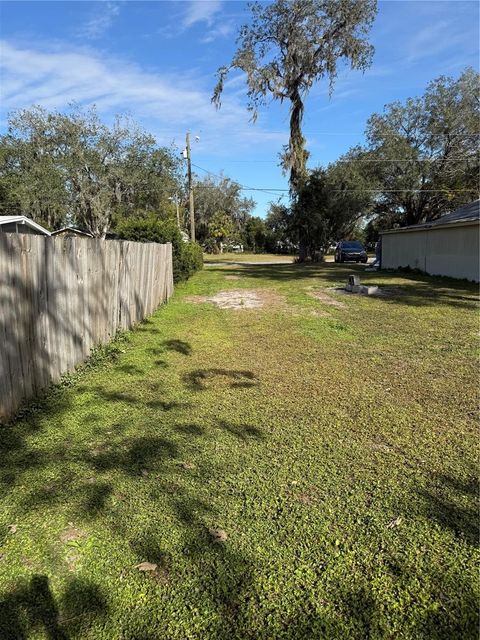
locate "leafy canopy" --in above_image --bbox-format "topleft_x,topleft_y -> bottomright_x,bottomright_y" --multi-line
364,68 -> 480,225
0,105 -> 182,236
193,173 -> 255,249
213,0 -> 377,190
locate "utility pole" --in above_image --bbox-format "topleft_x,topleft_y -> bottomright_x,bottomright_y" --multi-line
185,131 -> 195,242
174,192 -> 180,229
168,193 -> 181,229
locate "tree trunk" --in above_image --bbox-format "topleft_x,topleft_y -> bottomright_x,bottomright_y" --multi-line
288,89 -> 309,262
298,235 -> 307,262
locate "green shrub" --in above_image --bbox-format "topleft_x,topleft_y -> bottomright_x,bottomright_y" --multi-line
115,218 -> 203,283
181,241 -> 203,279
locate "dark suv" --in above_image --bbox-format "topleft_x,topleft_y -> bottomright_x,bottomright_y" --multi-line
334,240 -> 368,263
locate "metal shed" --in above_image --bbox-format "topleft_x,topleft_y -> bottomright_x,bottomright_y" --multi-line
380,200 -> 480,282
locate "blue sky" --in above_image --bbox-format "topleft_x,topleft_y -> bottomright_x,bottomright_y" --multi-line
1,0 -> 478,217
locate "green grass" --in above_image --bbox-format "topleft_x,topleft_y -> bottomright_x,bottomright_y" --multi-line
0,262 -> 478,639
203,252 -> 294,263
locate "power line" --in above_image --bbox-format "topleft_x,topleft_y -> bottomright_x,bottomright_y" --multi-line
265,131 -> 480,137
190,165 -> 478,194
191,163 -> 285,197
196,157 -> 479,164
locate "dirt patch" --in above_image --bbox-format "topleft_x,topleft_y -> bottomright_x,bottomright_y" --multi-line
66,552 -> 81,572
309,290 -> 346,308
185,289 -> 285,311
60,526 -> 86,544
224,275 -> 241,281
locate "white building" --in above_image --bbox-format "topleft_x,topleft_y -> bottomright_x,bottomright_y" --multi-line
380,200 -> 479,282
0,215 -> 51,236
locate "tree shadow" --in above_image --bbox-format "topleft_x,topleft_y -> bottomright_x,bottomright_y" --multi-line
216,419 -> 264,441
415,471 -> 479,546
183,368 -> 258,391
162,339 -> 192,356
0,392 -> 72,491
145,400 -> 188,411
117,364 -> 146,376
209,263 -> 479,310
175,423 -> 205,436
78,481 -> 113,519
86,435 -> 178,476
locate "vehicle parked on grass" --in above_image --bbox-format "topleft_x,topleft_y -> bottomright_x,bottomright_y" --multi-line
334,240 -> 368,263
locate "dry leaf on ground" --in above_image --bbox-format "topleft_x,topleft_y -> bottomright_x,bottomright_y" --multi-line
386,516 -> 402,529
135,561 -> 158,572
179,461 -> 196,470
209,528 -> 228,543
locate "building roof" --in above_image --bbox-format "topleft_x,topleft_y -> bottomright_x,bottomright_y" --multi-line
381,200 -> 480,235
0,215 -> 51,236
51,226 -> 93,237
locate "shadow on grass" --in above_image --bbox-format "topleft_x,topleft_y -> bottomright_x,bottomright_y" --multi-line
0,264 -> 478,637
183,369 -> 258,391
209,263 -> 479,310
416,471 -> 479,546
162,339 -> 192,356
0,575 -> 107,640
87,435 -> 178,475
216,419 -> 264,441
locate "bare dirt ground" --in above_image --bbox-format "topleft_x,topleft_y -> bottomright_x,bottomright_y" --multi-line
185,289 -> 285,310
308,289 -> 346,308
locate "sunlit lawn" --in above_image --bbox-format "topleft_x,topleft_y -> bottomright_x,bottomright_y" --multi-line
202,252 -> 294,263
0,262 -> 478,639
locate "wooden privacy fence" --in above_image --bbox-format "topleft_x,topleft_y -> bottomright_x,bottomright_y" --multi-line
0,233 -> 174,419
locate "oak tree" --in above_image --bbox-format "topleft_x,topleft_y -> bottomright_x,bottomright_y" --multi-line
213,0 -> 377,258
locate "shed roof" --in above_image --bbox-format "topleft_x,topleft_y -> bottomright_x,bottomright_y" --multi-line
381,200 -> 479,235
0,215 -> 51,236
51,226 -> 94,237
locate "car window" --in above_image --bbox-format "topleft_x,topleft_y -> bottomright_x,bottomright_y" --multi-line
343,241 -> 363,249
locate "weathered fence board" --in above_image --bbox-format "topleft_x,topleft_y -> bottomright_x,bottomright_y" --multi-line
0,234 -> 173,420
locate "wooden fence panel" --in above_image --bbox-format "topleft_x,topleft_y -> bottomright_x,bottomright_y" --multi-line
0,235 -> 174,420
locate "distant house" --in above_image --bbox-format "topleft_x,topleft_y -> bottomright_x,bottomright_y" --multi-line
0,216 -> 51,236
380,200 -> 480,282
51,226 -> 94,238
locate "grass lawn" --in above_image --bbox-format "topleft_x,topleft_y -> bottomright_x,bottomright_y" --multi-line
0,262 -> 478,639
203,252 -> 294,263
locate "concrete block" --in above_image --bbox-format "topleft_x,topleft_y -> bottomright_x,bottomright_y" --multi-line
359,285 -> 379,295
345,284 -> 361,293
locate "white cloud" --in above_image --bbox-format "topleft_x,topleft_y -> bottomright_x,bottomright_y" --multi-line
405,20 -> 470,63
0,40 -> 286,156
182,0 -> 222,29
156,1 -> 226,40
201,20 -> 235,44
78,2 -> 121,40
